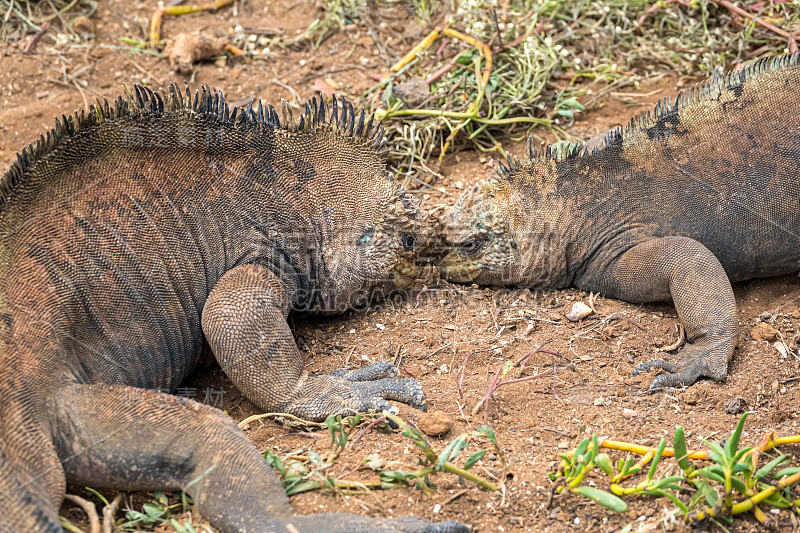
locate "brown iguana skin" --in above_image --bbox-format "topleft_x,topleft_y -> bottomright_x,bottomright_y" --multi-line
436,54 -> 800,392
0,84 -> 467,533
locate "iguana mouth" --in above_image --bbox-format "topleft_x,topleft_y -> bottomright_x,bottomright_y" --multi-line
435,254 -> 482,283
394,258 -> 421,289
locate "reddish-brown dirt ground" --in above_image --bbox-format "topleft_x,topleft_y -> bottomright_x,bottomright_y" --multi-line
1,2 -> 798,532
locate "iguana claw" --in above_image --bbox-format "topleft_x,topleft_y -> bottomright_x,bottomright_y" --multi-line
633,358 -> 703,392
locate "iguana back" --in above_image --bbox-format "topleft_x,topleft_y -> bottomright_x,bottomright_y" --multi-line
437,53 -> 800,392
0,85 -> 465,533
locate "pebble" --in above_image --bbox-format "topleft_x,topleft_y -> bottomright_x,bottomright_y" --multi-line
417,410 -> 452,436
566,302 -> 592,322
751,322 -> 779,342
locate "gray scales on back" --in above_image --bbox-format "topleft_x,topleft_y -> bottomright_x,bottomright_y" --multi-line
437,53 -> 800,392
0,84 -> 468,532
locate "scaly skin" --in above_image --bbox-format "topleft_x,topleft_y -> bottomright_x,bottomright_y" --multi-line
437,53 -> 800,393
0,84 -> 467,533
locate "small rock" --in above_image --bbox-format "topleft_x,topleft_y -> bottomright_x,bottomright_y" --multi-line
622,408 -> 638,419
392,77 -> 429,107
72,15 -> 95,36
566,301 -> 592,322
682,387 -> 704,405
164,31 -> 227,74
557,440 -> 570,449
417,410 -> 452,436
751,322 -> 779,342
724,398 -> 745,415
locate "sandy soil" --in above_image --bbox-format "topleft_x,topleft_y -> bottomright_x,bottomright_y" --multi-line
1,1 -> 798,532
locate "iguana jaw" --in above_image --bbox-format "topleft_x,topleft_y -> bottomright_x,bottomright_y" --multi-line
435,257 -> 483,283
394,258 -> 421,288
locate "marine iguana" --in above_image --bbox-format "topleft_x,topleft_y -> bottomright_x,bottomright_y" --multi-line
0,84 -> 466,532
436,53 -> 800,392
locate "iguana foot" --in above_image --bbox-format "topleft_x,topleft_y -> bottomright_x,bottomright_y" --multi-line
287,360 -> 426,420
633,355 -> 716,392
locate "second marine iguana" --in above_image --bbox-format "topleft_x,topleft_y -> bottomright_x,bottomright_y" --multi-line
0,84 -> 467,532
436,53 -> 800,392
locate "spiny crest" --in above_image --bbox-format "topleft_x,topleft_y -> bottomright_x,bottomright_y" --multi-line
495,136 -> 585,183
294,93 -> 387,153
623,52 -> 799,138
494,51 -> 800,185
1,83 -> 386,207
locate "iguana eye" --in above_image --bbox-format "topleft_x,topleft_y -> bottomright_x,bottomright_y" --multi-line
401,233 -> 416,251
459,238 -> 484,256
357,227 -> 375,247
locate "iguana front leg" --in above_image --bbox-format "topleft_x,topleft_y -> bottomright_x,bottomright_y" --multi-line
583,236 -> 738,391
202,264 -> 426,420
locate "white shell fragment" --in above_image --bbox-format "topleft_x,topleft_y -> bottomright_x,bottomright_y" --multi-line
566,301 -> 592,322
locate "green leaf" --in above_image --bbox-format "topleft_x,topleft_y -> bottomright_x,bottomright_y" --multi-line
476,425 -> 497,444
285,478 -> 322,496
703,485 -> 720,508
284,461 -> 309,479
775,466 -> 800,479
695,465 -> 724,484
265,450 -> 286,476
437,437 -> 469,471
308,451 -> 323,466
724,412 -> 748,458
648,438 -> 667,481
572,486 -> 628,512
558,453 -> 574,465
653,475 -> 685,490
326,415 -> 340,444
704,441 -> 726,465
754,454 -> 789,480
595,453 -> 614,477
465,450 -> 487,470
574,437 -> 591,464
728,475 -> 748,494
143,503 -> 166,519
83,487 -> 110,506
673,426 -> 693,473
379,470 -> 418,485
154,492 -> 169,506
732,462 -> 751,474
588,434 -> 599,463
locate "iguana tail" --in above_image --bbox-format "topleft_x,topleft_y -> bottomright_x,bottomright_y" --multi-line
0,412 -> 65,531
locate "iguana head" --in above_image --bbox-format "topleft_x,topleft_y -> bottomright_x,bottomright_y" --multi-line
435,140 -> 569,288
435,179 -> 522,285
278,96 -> 432,314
